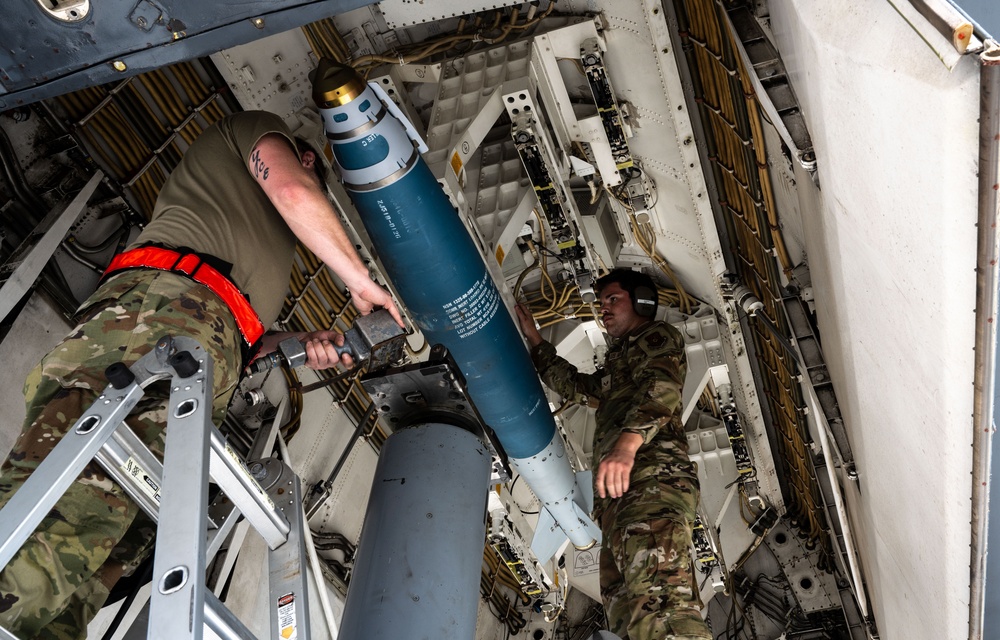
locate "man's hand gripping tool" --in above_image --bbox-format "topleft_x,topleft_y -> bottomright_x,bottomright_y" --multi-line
248,309 -> 406,374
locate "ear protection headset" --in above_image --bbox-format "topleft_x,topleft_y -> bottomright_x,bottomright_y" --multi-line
631,284 -> 657,318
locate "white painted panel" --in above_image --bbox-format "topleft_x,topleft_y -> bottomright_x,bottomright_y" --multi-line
768,2 -> 981,638
210,29 -> 316,119
291,381 -> 378,545
598,1 -> 723,301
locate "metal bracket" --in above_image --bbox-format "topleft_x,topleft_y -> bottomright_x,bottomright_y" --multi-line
361,344 -> 511,483
368,81 -> 428,154
128,0 -> 165,31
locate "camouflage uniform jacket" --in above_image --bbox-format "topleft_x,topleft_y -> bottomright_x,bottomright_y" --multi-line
530,321 -> 699,528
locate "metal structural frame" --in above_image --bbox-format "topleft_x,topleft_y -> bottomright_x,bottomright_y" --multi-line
423,20 -> 627,287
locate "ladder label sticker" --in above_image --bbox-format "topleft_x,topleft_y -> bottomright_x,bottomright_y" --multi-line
277,592 -> 297,639
121,457 -> 161,504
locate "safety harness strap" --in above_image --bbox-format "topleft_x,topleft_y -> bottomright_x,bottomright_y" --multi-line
104,246 -> 265,360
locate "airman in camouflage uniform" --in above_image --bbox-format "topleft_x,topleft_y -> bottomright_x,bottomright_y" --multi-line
0,111 -> 402,639
516,269 -> 711,640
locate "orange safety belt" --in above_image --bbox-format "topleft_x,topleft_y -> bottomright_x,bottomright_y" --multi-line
103,246 -> 265,355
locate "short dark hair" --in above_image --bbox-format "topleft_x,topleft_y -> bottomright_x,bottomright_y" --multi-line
596,269 -> 658,316
294,137 -> 328,185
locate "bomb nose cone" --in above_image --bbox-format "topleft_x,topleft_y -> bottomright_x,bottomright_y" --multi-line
312,58 -> 367,108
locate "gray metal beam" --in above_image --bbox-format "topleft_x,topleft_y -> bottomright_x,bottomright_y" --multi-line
0,171 -> 104,324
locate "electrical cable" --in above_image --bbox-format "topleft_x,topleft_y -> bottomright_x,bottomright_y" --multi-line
508,474 -> 540,515
348,2 -> 557,74
480,544 -> 529,636
679,0 -> 832,558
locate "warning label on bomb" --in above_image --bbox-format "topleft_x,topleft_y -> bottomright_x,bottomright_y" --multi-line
442,272 -> 500,339
376,198 -> 401,240
573,547 -> 600,577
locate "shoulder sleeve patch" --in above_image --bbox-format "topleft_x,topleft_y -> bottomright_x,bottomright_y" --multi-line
636,324 -> 682,358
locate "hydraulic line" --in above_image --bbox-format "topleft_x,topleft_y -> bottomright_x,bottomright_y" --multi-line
75,79 -> 133,128
114,84 -> 168,161
123,83 -> 182,168
299,246 -> 353,311
66,219 -> 131,254
480,545 -> 529,636
140,72 -> 187,144
61,241 -> 111,275
310,22 -> 335,60
148,67 -> 191,133
280,245 -> 379,434
175,61 -> 226,123
86,109 -> 155,212
294,285 -> 331,330
285,272 -> 330,328
56,92 -> 124,179
173,62 -> 209,123
92,105 -> 142,176
42,61 -> 226,225
305,402 -> 377,518
326,19 -> 352,62
348,3 -> 555,73
301,24 -> 324,60
303,20 -> 348,63
170,61 -> 198,105
281,244 -> 355,328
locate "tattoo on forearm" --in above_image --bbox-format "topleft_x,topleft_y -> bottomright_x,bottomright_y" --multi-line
250,149 -> 270,180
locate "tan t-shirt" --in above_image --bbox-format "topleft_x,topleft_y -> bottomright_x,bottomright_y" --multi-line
131,111 -> 298,327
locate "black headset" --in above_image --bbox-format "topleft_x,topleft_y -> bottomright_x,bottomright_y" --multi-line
597,269 -> 659,318
631,284 -> 657,318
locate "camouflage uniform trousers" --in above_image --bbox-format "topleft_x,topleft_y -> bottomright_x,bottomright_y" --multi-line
600,481 -> 712,640
0,269 -> 242,640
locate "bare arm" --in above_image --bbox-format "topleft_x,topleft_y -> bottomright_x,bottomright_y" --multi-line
248,133 -> 403,326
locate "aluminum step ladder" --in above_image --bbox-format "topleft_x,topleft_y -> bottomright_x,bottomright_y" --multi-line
0,334 -> 310,640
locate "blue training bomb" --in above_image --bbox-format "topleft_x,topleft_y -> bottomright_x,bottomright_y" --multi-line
312,59 -> 599,559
